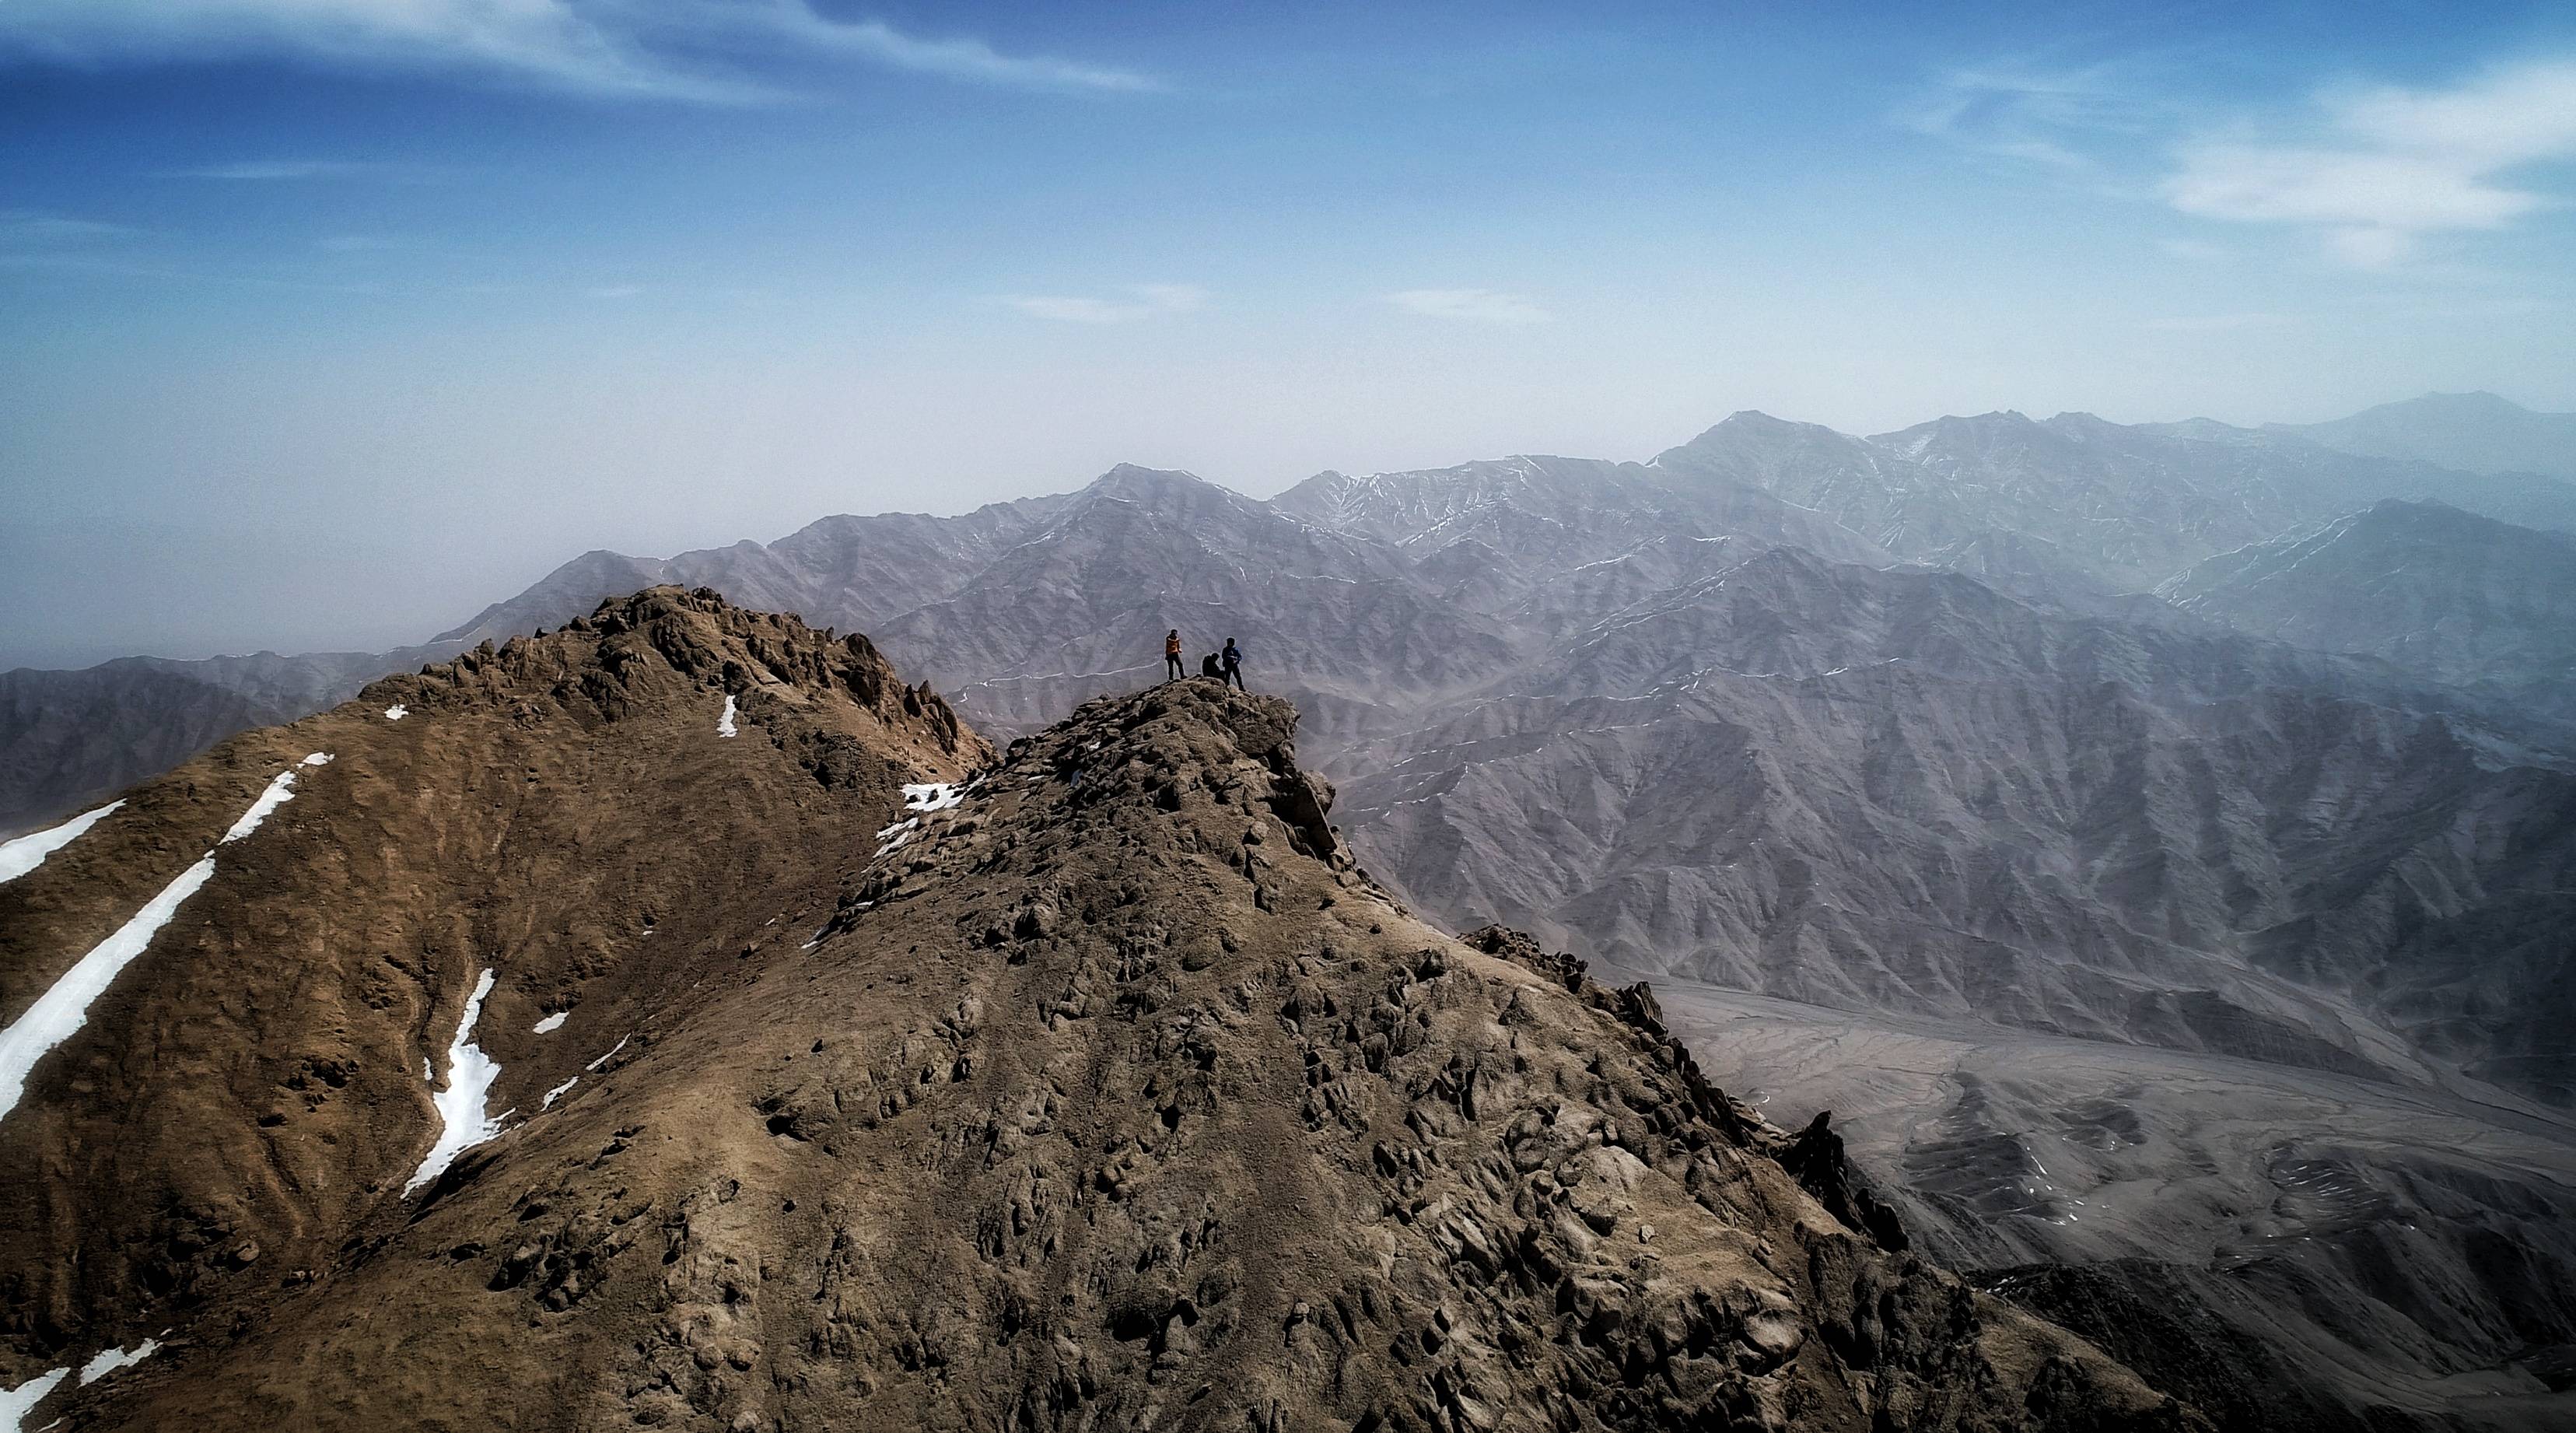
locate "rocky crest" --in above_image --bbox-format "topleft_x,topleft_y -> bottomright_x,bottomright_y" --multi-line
5,661 -> 2200,1431
0,588 -> 983,1403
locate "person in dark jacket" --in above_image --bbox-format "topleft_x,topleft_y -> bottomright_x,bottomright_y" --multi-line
1164,629 -> 1185,681
1221,638 -> 1245,690
1199,651 -> 1223,679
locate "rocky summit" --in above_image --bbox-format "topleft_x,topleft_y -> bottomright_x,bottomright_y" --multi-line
0,592 -> 2203,1431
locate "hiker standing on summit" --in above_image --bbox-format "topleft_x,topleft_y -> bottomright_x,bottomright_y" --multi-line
1164,629 -> 1185,681
1222,638 -> 1246,691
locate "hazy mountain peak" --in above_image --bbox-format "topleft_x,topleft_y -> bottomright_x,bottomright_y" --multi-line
2271,390 -> 2576,481
1087,461 -> 1222,495
1691,408 -> 1837,440
2393,389 -> 2526,415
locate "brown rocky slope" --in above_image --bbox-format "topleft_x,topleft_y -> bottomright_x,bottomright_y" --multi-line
9,618 -> 2200,1431
1,587 -> 983,1407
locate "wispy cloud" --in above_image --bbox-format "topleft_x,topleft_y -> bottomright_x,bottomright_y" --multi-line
2164,58 -> 2576,268
779,16 -> 1157,93
2140,311 -> 2291,332
160,159 -> 375,180
0,2 -> 1157,103
316,234 -> 406,253
0,211 -> 140,245
1385,289 -> 1549,324
2156,236 -> 2232,262
1906,57 -> 2173,173
997,283 -> 1206,324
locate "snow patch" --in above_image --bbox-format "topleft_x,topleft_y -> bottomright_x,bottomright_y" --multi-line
0,802 -> 124,887
541,1076 -> 579,1110
383,704 -> 408,720
0,1368 -> 68,1433
531,1011 -> 567,1034
76,1340 -> 159,1386
404,968 -> 506,1196
717,694 -> 739,738
584,1036 -> 629,1072
300,752 -> 334,767
902,782 -> 962,813
873,817 -> 919,857
0,853 -> 218,1123
220,767 -> 306,844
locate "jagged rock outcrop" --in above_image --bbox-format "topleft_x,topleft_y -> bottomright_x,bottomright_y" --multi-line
3,667 -> 2201,1431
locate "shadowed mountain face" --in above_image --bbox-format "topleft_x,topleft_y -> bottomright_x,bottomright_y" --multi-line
2269,392 -> 2576,485
2160,499 -> 2576,718
0,647 -> 474,835
0,620 -> 2200,1432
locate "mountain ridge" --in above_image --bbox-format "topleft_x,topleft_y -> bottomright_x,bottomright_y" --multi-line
0,606 -> 2207,1431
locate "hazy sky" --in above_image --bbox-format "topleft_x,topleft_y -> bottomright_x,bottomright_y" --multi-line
5,1 -> 2575,667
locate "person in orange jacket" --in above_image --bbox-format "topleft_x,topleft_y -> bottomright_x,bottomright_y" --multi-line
1164,629 -> 1185,682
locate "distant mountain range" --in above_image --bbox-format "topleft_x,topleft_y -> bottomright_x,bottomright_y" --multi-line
2270,391 -> 2576,483
9,393 -> 2576,1428
2162,499 -> 2576,713
16,398 -> 2563,1095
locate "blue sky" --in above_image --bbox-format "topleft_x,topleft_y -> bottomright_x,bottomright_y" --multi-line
4,0 -> 2574,664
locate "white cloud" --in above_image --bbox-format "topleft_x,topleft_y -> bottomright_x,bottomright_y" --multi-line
1905,59 -> 2169,173
1129,282 -> 1208,312
0,2 -> 1156,103
1385,289 -> 1549,324
2162,58 -> 2576,268
2140,312 -> 2291,332
0,211 -> 138,245
163,159 -> 373,180
779,16 -> 1155,93
998,284 -> 1206,324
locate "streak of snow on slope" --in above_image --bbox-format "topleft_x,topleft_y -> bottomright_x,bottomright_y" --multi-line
584,1036 -> 628,1071
219,765 -> 312,844
541,1076 -> 579,1109
717,694 -> 738,738
0,801 -> 122,885
404,968 -> 506,1196
0,853 -> 218,1122
0,1367 -> 68,1433
77,1340 -> 159,1386
531,1011 -> 567,1034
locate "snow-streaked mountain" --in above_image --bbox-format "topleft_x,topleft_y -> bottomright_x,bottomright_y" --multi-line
0,610 -> 2196,1431
2161,499 -> 2576,716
